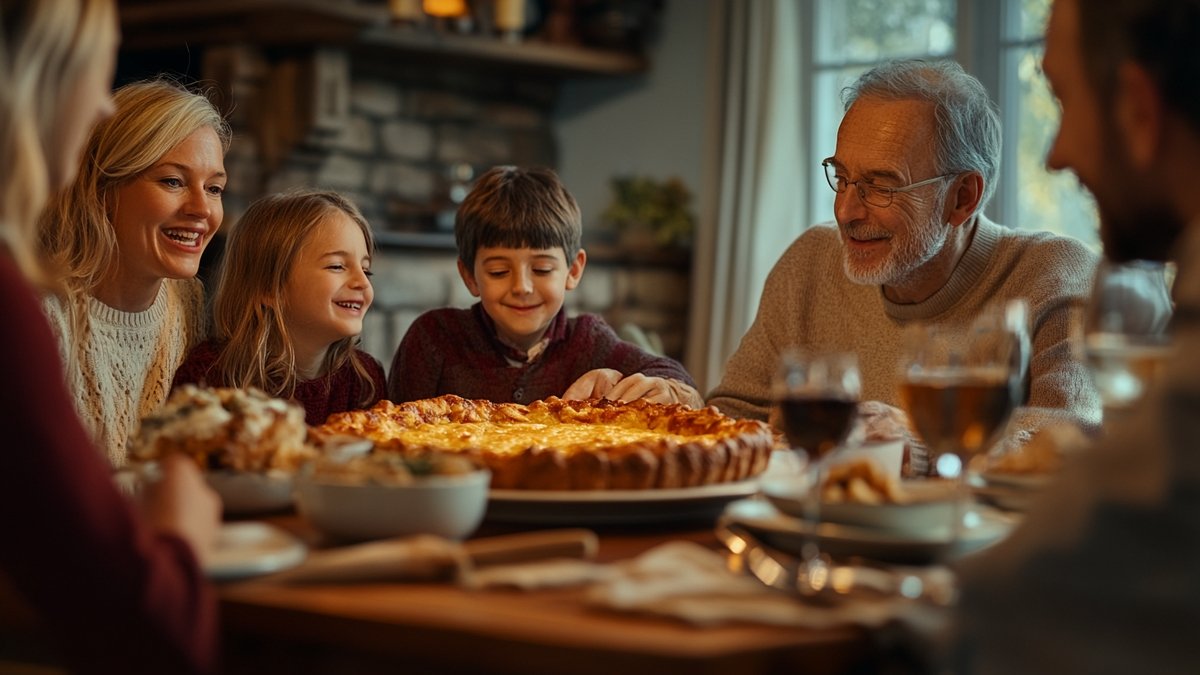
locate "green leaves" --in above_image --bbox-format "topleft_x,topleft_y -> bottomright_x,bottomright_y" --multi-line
600,175 -> 695,247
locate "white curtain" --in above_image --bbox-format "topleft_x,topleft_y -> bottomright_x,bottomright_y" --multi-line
686,0 -> 805,393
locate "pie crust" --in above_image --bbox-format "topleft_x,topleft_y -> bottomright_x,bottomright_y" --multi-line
315,395 -> 775,490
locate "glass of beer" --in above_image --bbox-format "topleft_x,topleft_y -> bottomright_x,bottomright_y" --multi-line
899,301 -> 1027,549
772,349 -> 861,589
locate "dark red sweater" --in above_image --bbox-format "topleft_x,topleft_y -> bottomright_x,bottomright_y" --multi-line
0,254 -> 216,674
387,304 -> 696,404
171,339 -> 387,426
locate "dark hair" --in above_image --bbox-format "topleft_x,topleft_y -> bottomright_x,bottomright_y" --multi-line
454,165 -> 582,270
1078,0 -> 1200,131
842,59 -> 1001,216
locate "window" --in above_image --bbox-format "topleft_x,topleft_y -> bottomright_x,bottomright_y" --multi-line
803,0 -> 1099,249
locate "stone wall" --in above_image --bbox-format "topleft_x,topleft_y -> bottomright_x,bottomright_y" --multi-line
361,249 -> 691,371
200,43 -> 690,371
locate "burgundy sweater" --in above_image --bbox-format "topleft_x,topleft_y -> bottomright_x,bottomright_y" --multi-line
171,339 -> 387,426
388,304 -> 696,404
0,254 -> 216,674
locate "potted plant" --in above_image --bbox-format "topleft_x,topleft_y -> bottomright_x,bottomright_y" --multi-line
600,175 -> 695,249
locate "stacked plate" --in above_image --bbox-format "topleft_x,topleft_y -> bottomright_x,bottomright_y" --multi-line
971,470 -> 1053,512
722,476 -> 1017,565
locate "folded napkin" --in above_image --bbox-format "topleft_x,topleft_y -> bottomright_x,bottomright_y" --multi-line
264,535 -> 465,583
467,540 -> 950,631
261,529 -> 597,584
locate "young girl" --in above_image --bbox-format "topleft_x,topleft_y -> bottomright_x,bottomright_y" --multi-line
172,189 -> 386,425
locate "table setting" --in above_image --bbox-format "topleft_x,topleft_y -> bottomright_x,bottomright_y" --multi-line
103,298 -> 1083,674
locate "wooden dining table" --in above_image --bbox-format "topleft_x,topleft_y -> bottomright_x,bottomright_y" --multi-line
217,514 -> 875,675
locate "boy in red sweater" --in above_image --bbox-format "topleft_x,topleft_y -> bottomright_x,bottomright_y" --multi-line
388,166 -> 702,407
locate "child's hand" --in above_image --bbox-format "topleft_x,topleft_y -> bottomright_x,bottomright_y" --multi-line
563,368 -> 623,400
605,373 -> 676,404
565,371 -> 704,408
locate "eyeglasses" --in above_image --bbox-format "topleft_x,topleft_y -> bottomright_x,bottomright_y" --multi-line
821,158 -> 956,208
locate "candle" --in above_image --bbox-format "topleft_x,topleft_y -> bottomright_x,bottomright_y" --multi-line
495,0 -> 526,31
423,0 -> 467,18
390,0 -> 423,21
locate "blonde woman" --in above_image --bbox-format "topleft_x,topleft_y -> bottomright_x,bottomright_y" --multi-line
39,79 -> 231,466
172,189 -> 386,425
0,1 -> 220,672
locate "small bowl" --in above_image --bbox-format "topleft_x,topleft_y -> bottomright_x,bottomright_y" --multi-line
763,476 -> 957,537
205,470 -> 296,515
294,469 -> 491,542
828,439 -> 905,479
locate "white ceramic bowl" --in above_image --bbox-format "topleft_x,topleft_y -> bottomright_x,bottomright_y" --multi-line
205,471 -> 296,515
294,469 -> 491,542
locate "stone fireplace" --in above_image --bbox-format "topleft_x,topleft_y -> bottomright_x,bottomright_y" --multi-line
118,1 -> 691,370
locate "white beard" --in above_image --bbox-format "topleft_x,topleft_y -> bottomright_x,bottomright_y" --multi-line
841,214 -> 949,287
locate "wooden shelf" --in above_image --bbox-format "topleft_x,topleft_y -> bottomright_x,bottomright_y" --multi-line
118,0 -> 648,78
374,231 -> 691,269
354,27 -> 647,78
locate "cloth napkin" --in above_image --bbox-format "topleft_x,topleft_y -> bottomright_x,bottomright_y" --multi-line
259,529 -> 597,584
264,535 -> 467,583
465,540 -> 951,631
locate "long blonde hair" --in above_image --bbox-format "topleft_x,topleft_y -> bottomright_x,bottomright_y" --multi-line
212,189 -> 379,404
37,79 -> 231,365
0,0 -> 116,284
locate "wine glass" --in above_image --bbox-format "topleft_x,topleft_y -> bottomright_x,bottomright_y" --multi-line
899,301 -> 1027,551
1078,260 -> 1174,412
772,349 -> 861,592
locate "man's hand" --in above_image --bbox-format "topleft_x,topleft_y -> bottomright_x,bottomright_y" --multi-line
853,400 -> 929,477
855,400 -> 912,443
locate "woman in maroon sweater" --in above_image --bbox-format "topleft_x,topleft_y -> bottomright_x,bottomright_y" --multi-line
0,2 -> 220,673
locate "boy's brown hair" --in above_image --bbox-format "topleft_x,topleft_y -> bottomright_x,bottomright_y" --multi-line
454,166 -> 582,270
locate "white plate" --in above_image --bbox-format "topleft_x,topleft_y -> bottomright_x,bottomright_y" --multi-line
763,479 -> 959,536
972,483 -> 1040,512
205,471 -> 295,515
205,522 -> 307,581
486,479 -> 762,525
720,498 -> 1015,565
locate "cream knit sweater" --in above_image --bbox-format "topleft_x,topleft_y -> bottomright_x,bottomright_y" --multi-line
707,217 -> 1102,451
42,279 -> 207,467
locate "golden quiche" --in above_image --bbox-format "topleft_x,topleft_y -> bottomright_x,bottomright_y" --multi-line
314,395 -> 775,490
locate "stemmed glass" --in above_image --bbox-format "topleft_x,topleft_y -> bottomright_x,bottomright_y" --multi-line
899,301 -> 1027,551
772,349 -> 861,592
1078,260 -> 1174,412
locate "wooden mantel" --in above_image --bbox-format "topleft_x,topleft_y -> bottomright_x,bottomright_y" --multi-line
118,0 -> 649,78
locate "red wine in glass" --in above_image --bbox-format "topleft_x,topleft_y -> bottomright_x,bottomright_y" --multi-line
778,396 -> 858,461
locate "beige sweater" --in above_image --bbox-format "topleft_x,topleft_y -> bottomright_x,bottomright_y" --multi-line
707,217 -> 1101,452
42,279 -> 207,467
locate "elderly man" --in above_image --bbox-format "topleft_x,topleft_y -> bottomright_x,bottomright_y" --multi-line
953,1 -> 1200,672
707,59 -> 1100,474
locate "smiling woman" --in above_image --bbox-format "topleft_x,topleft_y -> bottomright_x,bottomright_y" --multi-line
37,79 -> 232,467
